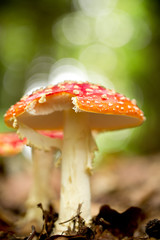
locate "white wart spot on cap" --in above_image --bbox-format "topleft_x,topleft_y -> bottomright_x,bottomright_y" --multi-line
73,85 -> 80,89
90,85 -> 99,89
108,103 -> 113,107
86,92 -> 92,95
108,90 -> 116,95
18,104 -> 24,109
101,94 -> 108,99
44,89 -> 53,94
59,85 -> 66,89
73,90 -> 80,95
119,96 -> 125,100
86,88 -> 93,92
12,117 -> 18,128
25,100 -> 37,114
133,106 -> 139,111
67,81 -> 73,85
118,101 -> 124,105
38,94 -> 47,103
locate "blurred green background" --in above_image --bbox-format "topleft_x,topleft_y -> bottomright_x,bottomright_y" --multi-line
0,0 -> 159,156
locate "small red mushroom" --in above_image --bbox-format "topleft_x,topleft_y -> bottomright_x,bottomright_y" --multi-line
0,132 -> 26,157
0,132 -> 26,226
4,81 -> 145,233
0,131 -> 62,227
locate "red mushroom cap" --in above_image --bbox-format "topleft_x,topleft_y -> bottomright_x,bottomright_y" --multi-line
0,132 -> 26,156
4,81 -> 145,131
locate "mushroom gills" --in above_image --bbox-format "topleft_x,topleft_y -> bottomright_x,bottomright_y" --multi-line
17,123 -> 62,151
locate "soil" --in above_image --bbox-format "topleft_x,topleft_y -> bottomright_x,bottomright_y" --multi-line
0,153 -> 160,239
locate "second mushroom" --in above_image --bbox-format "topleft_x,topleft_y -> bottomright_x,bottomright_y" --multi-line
21,129 -> 63,227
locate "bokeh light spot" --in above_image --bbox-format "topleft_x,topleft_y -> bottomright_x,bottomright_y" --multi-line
24,77 -> 47,96
48,58 -> 88,85
62,12 -> 93,46
128,18 -> 152,50
79,44 -> 117,73
96,10 -> 134,48
52,12 -> 93,46
73,0 -> 118,17
24,56 -> 54,95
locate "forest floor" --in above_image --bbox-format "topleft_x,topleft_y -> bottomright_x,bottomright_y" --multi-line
0,153 -> 160,239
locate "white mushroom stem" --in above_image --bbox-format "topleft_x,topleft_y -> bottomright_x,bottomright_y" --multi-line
17,123 -> 62,225
56,109 -> 97,232
24,148 -> 55,225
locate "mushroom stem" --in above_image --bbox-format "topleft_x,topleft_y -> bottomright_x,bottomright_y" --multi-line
56,110 -> 95,232
25,148 -> 54,224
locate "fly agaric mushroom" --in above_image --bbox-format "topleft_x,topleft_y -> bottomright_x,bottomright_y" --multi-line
0,132 -> 26,225
18,129 -> 63,227
0,131 -> 62,227
0,132 -> 26,157
4,81 -> 145,232
0,132 -> 26,176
